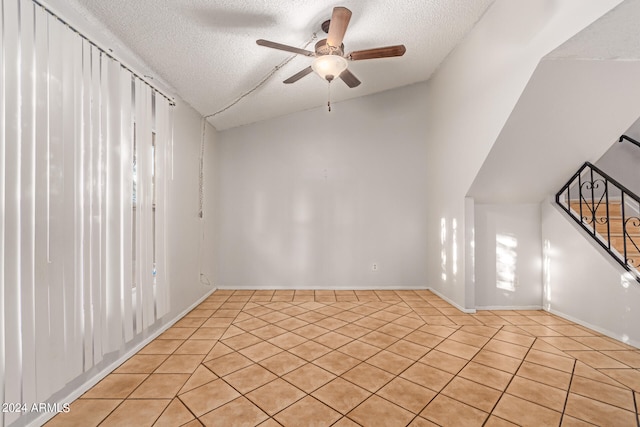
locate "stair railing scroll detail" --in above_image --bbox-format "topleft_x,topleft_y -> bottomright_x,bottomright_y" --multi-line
578,174 -> 608,231
556,162 -> 640,282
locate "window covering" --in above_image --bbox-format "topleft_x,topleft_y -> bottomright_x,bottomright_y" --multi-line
0,1 -> 173,424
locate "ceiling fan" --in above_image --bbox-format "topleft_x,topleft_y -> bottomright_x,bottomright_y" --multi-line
256,6 -> 406,89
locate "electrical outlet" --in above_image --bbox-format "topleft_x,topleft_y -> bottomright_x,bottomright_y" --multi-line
372,263 -> 378,271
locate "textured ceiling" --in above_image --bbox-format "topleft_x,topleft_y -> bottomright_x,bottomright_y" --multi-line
63,0 -> 494,130
549,0 -> 640,60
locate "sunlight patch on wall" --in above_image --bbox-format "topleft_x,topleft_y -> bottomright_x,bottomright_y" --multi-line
452,219 -> 458,277
441,218 -> 447,281
470,227 -> 476,283
621,272 -> 634,289
496,234 -> 518,291
543,239 -> 551,310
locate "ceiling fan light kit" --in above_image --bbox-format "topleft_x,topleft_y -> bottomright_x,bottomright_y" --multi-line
256,6 -> 406,111
311,55 -> 348,82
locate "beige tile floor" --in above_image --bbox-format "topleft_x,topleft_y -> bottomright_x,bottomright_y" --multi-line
47,289 -> 640,427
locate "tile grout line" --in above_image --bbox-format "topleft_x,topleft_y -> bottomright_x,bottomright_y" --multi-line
175,394 -> 200,426
634,390 -> 640,427
94,400 -> 125,426
204,297 -> 377,422
341,304 -> 497,424
119,299 -> 490,423
51,290 -> 640,426
413,322 -> 504,426
558,357 -> 578,427
201,300 -> 629,425
222,293 -> 406,424
223,293 -> 443,423
182,292 -> 242,425
479,334 -> 541,427
314,295 -> 450,425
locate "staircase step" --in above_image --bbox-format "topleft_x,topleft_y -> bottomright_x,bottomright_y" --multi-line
569,201 -> 625,217
569,201 -> 640,218
592,222 -> 640,235
567,200 -> 640,268
594,222 -> 640,235
574,214 -> 640,235
609,235 -> 640,246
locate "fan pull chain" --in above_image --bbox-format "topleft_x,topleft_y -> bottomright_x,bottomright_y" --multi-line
327,81 -> 332,112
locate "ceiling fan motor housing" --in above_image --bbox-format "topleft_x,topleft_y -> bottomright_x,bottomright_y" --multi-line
315,39 -> 344,57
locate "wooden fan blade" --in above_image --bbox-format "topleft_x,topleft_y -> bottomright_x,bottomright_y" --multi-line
339,69 -> 361,88
256,39 -> 315,57
283,66 -> 313,84
349,45 -> 406,61
327,7 -> 352,48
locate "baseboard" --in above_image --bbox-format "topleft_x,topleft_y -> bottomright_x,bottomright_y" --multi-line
546,307 -> 640,349
215,285 -> 429,290
475,305 -> 543,311
425,287 -> 476,314
29,287 -> 217,427
215,285 -> 477,314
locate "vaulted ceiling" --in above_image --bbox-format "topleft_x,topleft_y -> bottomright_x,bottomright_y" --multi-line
61,0 -> 495,130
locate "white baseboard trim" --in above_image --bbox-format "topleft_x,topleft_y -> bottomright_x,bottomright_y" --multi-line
215,285 -> 428,290
425,287 -> 476,314
475,305 -> 543,311
545,307 -> 640,349
30,288 -> 217,427
216,285 -> 478,314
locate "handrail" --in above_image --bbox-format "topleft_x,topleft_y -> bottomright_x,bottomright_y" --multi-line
619,134 -> 640,149
556,161 -> 640,283
557,162 -> 640,206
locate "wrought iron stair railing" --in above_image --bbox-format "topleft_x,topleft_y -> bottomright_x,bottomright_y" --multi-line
556,161 -> 640,283
619,134 -> 640,149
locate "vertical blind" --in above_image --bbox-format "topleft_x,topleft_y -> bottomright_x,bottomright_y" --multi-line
0,0 -> 173,424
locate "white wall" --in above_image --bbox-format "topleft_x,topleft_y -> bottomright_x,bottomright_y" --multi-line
541,199 -> 640,347
168,101 -> 218,310
623,115 -> 640,141
474,204 -> 542,309
211,83 -> 429,289
596,117 -> 640,195
423,0 -> 621,309
467,59 -> 640,205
